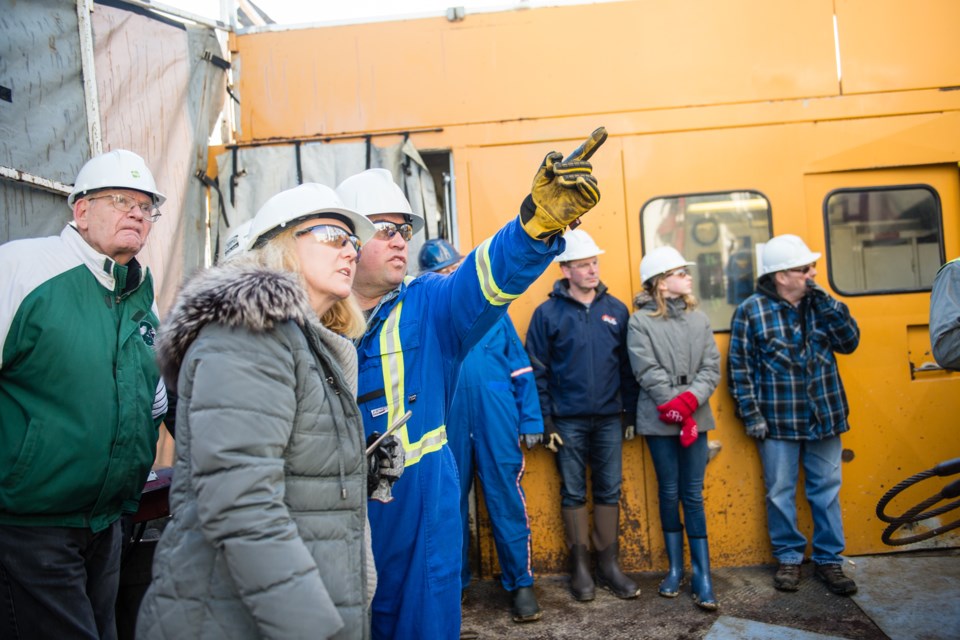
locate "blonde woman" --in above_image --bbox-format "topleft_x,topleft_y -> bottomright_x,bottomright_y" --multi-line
627,246 -> 721,611
137,184 -> 382,639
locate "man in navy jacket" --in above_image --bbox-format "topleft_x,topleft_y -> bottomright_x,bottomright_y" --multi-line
525,228 -> 640,603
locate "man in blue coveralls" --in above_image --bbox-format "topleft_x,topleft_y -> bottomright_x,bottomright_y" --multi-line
419,238 -> 545,624
336,128 -> 605,640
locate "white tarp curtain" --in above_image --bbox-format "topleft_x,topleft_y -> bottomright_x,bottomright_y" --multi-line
0,0 -> 226,314
214,138 -> 441,271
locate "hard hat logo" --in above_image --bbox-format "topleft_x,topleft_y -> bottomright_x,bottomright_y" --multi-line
131,170 -> 141,178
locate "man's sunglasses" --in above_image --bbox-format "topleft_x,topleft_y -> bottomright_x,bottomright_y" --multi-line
373,221 -> 414,242
294,224 -> 362,256
787,262 -> 817,274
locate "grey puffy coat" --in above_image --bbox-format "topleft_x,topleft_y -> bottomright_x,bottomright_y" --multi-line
626,292 -> 720,436
137,264 -> 370,639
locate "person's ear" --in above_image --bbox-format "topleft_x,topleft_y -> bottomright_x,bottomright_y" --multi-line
73,199 -> 90,230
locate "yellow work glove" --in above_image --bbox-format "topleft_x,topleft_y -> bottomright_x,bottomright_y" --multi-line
519,127 -> 607,240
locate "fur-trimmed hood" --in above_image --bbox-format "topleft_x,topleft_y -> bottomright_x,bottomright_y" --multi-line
157,262 -> 314,386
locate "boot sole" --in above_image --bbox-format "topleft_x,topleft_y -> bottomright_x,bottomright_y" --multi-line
571,589 -> 596,602
512,610 -> 544,623
598,581 -> 640,599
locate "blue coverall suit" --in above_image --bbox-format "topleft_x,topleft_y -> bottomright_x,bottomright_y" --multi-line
357,219 -> 560,639
447,313 -> 543,593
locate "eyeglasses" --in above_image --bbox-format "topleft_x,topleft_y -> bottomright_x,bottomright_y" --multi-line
294,224 -> 362,256
666,268 -> 692,278
86,193 -> 161,222
372,221 -> 414,242
787,262 -> 817,274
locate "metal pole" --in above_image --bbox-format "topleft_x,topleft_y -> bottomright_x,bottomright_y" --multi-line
76,0 -> 103,156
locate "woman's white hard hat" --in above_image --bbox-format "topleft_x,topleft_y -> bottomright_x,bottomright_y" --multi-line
640,246 -> 695,284
759,234 -> 821,276
335,168 -> 425,234
67,149 -> 166,208
245,183 -> 376,250
553,228 -> 605,263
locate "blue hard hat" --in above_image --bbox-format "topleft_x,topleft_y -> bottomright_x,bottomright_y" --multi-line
419,238 -> 462,273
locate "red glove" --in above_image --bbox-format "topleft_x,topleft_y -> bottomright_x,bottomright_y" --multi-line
657,391 -> 699,425
680,416 -> 699,448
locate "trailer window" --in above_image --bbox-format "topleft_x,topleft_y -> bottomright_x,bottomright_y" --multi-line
825,186 -> 943,295
640,191 -> 772,332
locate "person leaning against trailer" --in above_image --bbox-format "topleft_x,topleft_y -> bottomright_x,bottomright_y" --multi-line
727,234 -> 860,596
627,246 -> 721,611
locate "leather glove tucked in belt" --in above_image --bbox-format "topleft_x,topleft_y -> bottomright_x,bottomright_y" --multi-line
367,433 -> 404,503
519,128 -> 606,240
542,416 -> 564,453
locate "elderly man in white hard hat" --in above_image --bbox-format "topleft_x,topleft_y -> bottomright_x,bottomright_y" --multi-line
727,233 -> 860,596
0,150 -> 168,639
525,228 -> 641,603
336,128 -> 606,640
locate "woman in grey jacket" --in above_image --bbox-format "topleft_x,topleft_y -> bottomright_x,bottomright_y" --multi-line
627,247 -> 721,611
137,184 -> 379,639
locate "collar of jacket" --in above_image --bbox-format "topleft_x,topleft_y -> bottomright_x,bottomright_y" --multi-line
63,223 -> 145,297
157,260 -> 314,386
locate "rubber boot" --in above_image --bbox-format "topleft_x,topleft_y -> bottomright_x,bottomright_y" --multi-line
561,506 -> 595,601
591,504 -> 640,599
659,529 -> 685,597
688,535 -> 719,611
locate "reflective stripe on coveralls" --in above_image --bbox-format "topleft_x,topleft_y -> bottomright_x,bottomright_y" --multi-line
477,238 -> 521,306
378,299 -> 447,466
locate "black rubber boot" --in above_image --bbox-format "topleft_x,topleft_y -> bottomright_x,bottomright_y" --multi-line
592,504 -> 640,599
511,586 -> 542,622
659,529 -> 685,597
561,506 -> 595,601
688,535 -> 719,611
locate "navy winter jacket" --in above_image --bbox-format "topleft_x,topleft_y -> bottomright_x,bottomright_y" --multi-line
525,279 -> 639,421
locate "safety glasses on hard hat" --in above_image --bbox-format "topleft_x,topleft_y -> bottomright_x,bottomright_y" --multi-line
372,220 -> 414,242
85,193 -> 161,222
294,224 -> 362,256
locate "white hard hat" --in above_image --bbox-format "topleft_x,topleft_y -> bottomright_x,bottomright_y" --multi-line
68,149 -> 166,208
759,234 -> 821,276
246,183 -> 376,250
553,228 -> 604,263
223,219 -> 252,259
335,168 -> 425,234
640,246 -> 695,284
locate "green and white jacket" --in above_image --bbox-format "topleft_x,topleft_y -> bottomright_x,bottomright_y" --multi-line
0,224 -> 165,532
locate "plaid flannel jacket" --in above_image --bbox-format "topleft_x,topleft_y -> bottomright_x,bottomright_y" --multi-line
727,280 -> 859,440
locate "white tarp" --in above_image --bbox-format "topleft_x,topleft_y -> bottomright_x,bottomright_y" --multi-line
1,0 -> 227,314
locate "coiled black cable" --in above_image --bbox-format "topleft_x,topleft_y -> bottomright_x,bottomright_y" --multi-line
876,457 -> 960,545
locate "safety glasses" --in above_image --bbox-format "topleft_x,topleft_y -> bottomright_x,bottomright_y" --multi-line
373,220 -> 414,242
787,262 -> 816,274
85,193 -> 161,222
666,268 -> 692,278
294,224 -> 361,256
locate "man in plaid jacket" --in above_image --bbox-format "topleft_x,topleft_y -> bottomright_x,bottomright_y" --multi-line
727,234 -> 860,597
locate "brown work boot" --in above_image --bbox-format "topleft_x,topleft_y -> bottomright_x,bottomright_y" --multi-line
562,506 -> 596,601
773,562 -> 801,592
815,563 -> 858,595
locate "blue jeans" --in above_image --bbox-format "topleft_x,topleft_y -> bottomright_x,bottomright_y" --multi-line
0,521 -> 121,640
554,416 -> 622,508
757,436 -> 846,565
646,434 -> 709,537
